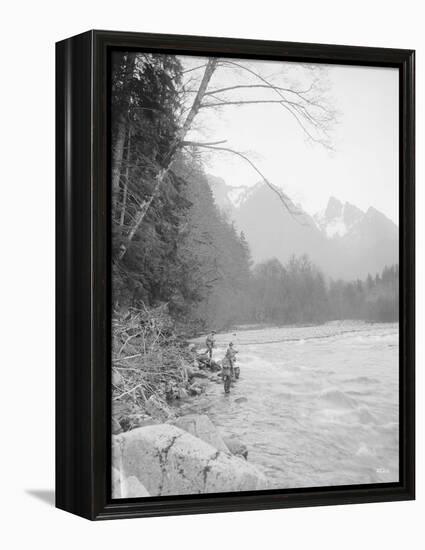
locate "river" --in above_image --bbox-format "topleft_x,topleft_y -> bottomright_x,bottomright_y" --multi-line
187,321 -> 399,489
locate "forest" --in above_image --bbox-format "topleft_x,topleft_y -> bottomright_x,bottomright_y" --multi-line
111,51 -> 398,333
250,259 -> 398,325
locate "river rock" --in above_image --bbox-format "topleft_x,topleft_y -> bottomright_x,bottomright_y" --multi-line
196,352 -> 210,363
127,413 -> 159,429
188,382 -> 203,396
145,395 -> 171,420
171,414 -> 230,453
192,370 -> 209,378
223,436 -> 248,460
209,360 -> 222,372
190,370 -> 209,379
112,369 -> 124,387
166,381 -> 189,401
235,397 -> 248,404
114,424 -> 267,496
177,387 -> 189,400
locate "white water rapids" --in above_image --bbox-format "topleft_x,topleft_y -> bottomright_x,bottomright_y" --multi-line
188,321 -> 399,489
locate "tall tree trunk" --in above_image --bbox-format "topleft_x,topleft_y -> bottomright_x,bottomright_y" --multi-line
118,58 -> 218,261
120,130 -> 131,227
112,118 -> 126,216
112,53 -> 136,217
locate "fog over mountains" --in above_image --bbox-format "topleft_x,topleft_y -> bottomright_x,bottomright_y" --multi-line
208,175 -> 398,280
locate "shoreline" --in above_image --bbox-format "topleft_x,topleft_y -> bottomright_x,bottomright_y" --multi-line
112,343 -> 260,498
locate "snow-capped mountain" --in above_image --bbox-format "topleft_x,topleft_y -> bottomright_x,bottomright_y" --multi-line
208,175 -> 398,280
314,197 -> 364,238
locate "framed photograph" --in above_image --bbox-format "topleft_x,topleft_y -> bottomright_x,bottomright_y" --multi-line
56,30 -> 415,520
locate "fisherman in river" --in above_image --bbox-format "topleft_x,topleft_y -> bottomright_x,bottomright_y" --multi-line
225,342 -> 239,379
221,356 -> 232,394
221,342 -> 240,393
205,330 -> 216,360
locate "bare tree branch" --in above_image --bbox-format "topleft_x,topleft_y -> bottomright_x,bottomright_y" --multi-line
180,63 -> 208,75
182,142 -> 310,224
199,100 -> 334,150
182,139 -> 228,147
200,99 -> 298,108
216,60 -> 335,149
113,382 -> 146,401
205,83 -> 310,98
205,81 -> 330,113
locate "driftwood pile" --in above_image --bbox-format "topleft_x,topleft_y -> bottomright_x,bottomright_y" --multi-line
111,304 -> 219,432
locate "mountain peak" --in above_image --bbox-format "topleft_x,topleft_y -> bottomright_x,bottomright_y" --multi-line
325,196 -> 343,219
315,197 -> 365,238
209,177 -> 272,211
208,175 -> 398,280
365,206 -> 382,218
363,207 -> 397,236
343,202 -> 364,227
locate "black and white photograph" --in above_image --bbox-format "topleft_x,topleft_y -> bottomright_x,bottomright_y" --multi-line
1,0 -> 421,539
110,51 -> 399,499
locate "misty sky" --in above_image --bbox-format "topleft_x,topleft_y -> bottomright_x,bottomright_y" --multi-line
181,56 -> 399,224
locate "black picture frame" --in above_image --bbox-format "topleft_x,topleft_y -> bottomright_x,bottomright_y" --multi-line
56,29 -> 415,521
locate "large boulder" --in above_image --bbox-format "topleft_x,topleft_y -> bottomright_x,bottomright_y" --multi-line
112,466 -> 150,498
113,424 -> 267,497
171,414 -> 230,453
122,476 -> 150,498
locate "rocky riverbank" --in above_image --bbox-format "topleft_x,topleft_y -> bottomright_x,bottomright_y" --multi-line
112,415 -> 267,498
111,306 -> 265,497
112,305 -> 223,432
112,341 -> 226,434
